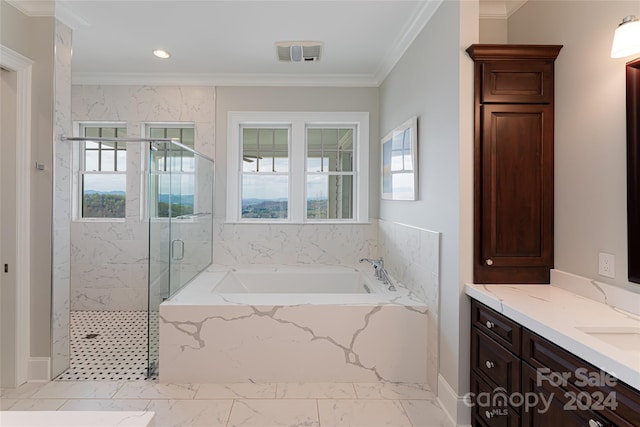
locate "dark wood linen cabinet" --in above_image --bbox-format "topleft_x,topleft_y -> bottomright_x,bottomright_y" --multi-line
467,45 -> 562,284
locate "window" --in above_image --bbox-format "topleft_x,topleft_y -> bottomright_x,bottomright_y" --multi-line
227,112 -> 369,223
306,127 -> 355,220
241,127 -> 289,219
78,125 -> 127,219
146,124 -> 196,219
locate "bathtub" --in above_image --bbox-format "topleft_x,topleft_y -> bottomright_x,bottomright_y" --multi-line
159,265 -> 427,383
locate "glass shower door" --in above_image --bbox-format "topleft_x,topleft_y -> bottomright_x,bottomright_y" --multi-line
147,140 -> 214,378
168,145 -> 214,297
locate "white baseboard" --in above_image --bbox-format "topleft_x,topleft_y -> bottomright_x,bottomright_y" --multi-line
437,374 -> 472,427
28,357 -> 51,382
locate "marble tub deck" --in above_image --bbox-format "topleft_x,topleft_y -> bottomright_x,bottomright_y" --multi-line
1,380 -> 452,426
159,268 -> 429,384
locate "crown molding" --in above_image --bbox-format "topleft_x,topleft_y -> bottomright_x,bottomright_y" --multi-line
479,0 -> 527,19
6,0 -> 54,16
6,0 -> 89,29
71,72 -> 381,87
374,0 -> 443,84
55,1 -> 89,30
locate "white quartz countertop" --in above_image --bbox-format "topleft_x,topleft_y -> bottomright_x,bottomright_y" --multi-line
465,283 -> 640,391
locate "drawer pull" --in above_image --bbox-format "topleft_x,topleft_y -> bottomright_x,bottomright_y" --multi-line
485,258 -> 494,266
485,360 -> 495,369
588,420 -> 604,427
485,320 -> 495,329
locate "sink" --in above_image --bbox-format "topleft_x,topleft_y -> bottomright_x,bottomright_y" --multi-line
576,326 -> 640,352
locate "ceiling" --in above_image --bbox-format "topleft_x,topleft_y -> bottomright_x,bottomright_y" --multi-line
8,0 -> 526,86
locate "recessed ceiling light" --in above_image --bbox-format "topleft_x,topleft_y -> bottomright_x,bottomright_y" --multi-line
152,49 -> 171,59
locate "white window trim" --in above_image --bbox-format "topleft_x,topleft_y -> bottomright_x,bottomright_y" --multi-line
227,111 -> 369,223
73,121 -> 127,222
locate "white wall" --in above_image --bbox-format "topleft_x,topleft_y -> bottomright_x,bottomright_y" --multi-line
479,18 -> 507,43
509,0 -> 640,293
378,0 -> 477,423
0,1 -> 54,359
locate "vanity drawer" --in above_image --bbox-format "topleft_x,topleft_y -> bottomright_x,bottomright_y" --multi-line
521,364 -> 612,427
472,328 -> 521,393
472,300 -> 522,354
471,374 -> 521,426
522,329 -> 640,427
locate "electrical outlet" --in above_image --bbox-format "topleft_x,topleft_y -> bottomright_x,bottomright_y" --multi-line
598,252 -> 615,279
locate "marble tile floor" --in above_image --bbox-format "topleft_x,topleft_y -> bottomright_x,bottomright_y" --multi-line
1,380 -> 453,426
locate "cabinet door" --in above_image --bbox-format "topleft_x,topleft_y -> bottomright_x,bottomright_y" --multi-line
476,104 -> 553,283
481,61 -> 554,104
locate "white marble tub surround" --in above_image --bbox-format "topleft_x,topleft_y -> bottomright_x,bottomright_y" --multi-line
213,219 -> 378,266
378,220 -> 440,392
159,265 -> 428,384
465,279 -> 640,391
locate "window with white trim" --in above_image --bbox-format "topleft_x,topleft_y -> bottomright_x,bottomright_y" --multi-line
227,112 -> 369,223
78,124 -> 127,219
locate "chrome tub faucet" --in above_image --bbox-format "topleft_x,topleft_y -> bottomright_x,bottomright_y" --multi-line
359,257 -> 396,291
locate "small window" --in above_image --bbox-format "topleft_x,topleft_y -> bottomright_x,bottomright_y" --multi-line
79,125 -> 127,219
146,124 -> 196,219
227,112 -> 369,223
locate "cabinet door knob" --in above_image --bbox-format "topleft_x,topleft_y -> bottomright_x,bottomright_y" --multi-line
486,320 -> 495,329
588,420 -> 604,427
485,259 -> 494,266
485,360 -> 495,369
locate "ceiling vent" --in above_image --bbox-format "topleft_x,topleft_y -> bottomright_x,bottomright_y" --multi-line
275,41 -> 322,62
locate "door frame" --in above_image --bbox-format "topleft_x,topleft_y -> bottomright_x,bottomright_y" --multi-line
0,44 -> 33,386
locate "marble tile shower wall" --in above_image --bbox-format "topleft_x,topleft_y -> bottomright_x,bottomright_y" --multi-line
52,20 -> 73,378
70,85 -> 216,311
378,219 -> 440,392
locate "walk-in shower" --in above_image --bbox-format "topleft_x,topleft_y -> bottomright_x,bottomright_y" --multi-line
52,136 -> 213,379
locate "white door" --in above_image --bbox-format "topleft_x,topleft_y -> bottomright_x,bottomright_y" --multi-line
0,67 -> 18,388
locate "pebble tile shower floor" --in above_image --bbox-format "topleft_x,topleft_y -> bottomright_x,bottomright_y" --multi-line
57,311 -> 155,381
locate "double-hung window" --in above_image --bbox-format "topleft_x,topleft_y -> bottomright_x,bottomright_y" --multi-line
146,124 -> 196,219
227,112 -> 369,223
78,124 -> 127,219
241,127 -> 290,219
306,127 -> 355,219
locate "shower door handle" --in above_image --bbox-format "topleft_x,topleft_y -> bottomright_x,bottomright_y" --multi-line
171,239 -> 184,261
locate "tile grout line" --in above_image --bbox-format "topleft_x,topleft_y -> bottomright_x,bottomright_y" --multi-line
224,399 -> 235,427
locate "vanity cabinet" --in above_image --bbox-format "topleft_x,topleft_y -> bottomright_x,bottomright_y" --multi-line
466,45 -> 562,284
470,299 -> 640,427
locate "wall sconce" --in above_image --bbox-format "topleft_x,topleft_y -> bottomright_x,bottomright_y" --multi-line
611,15 -> 640,58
